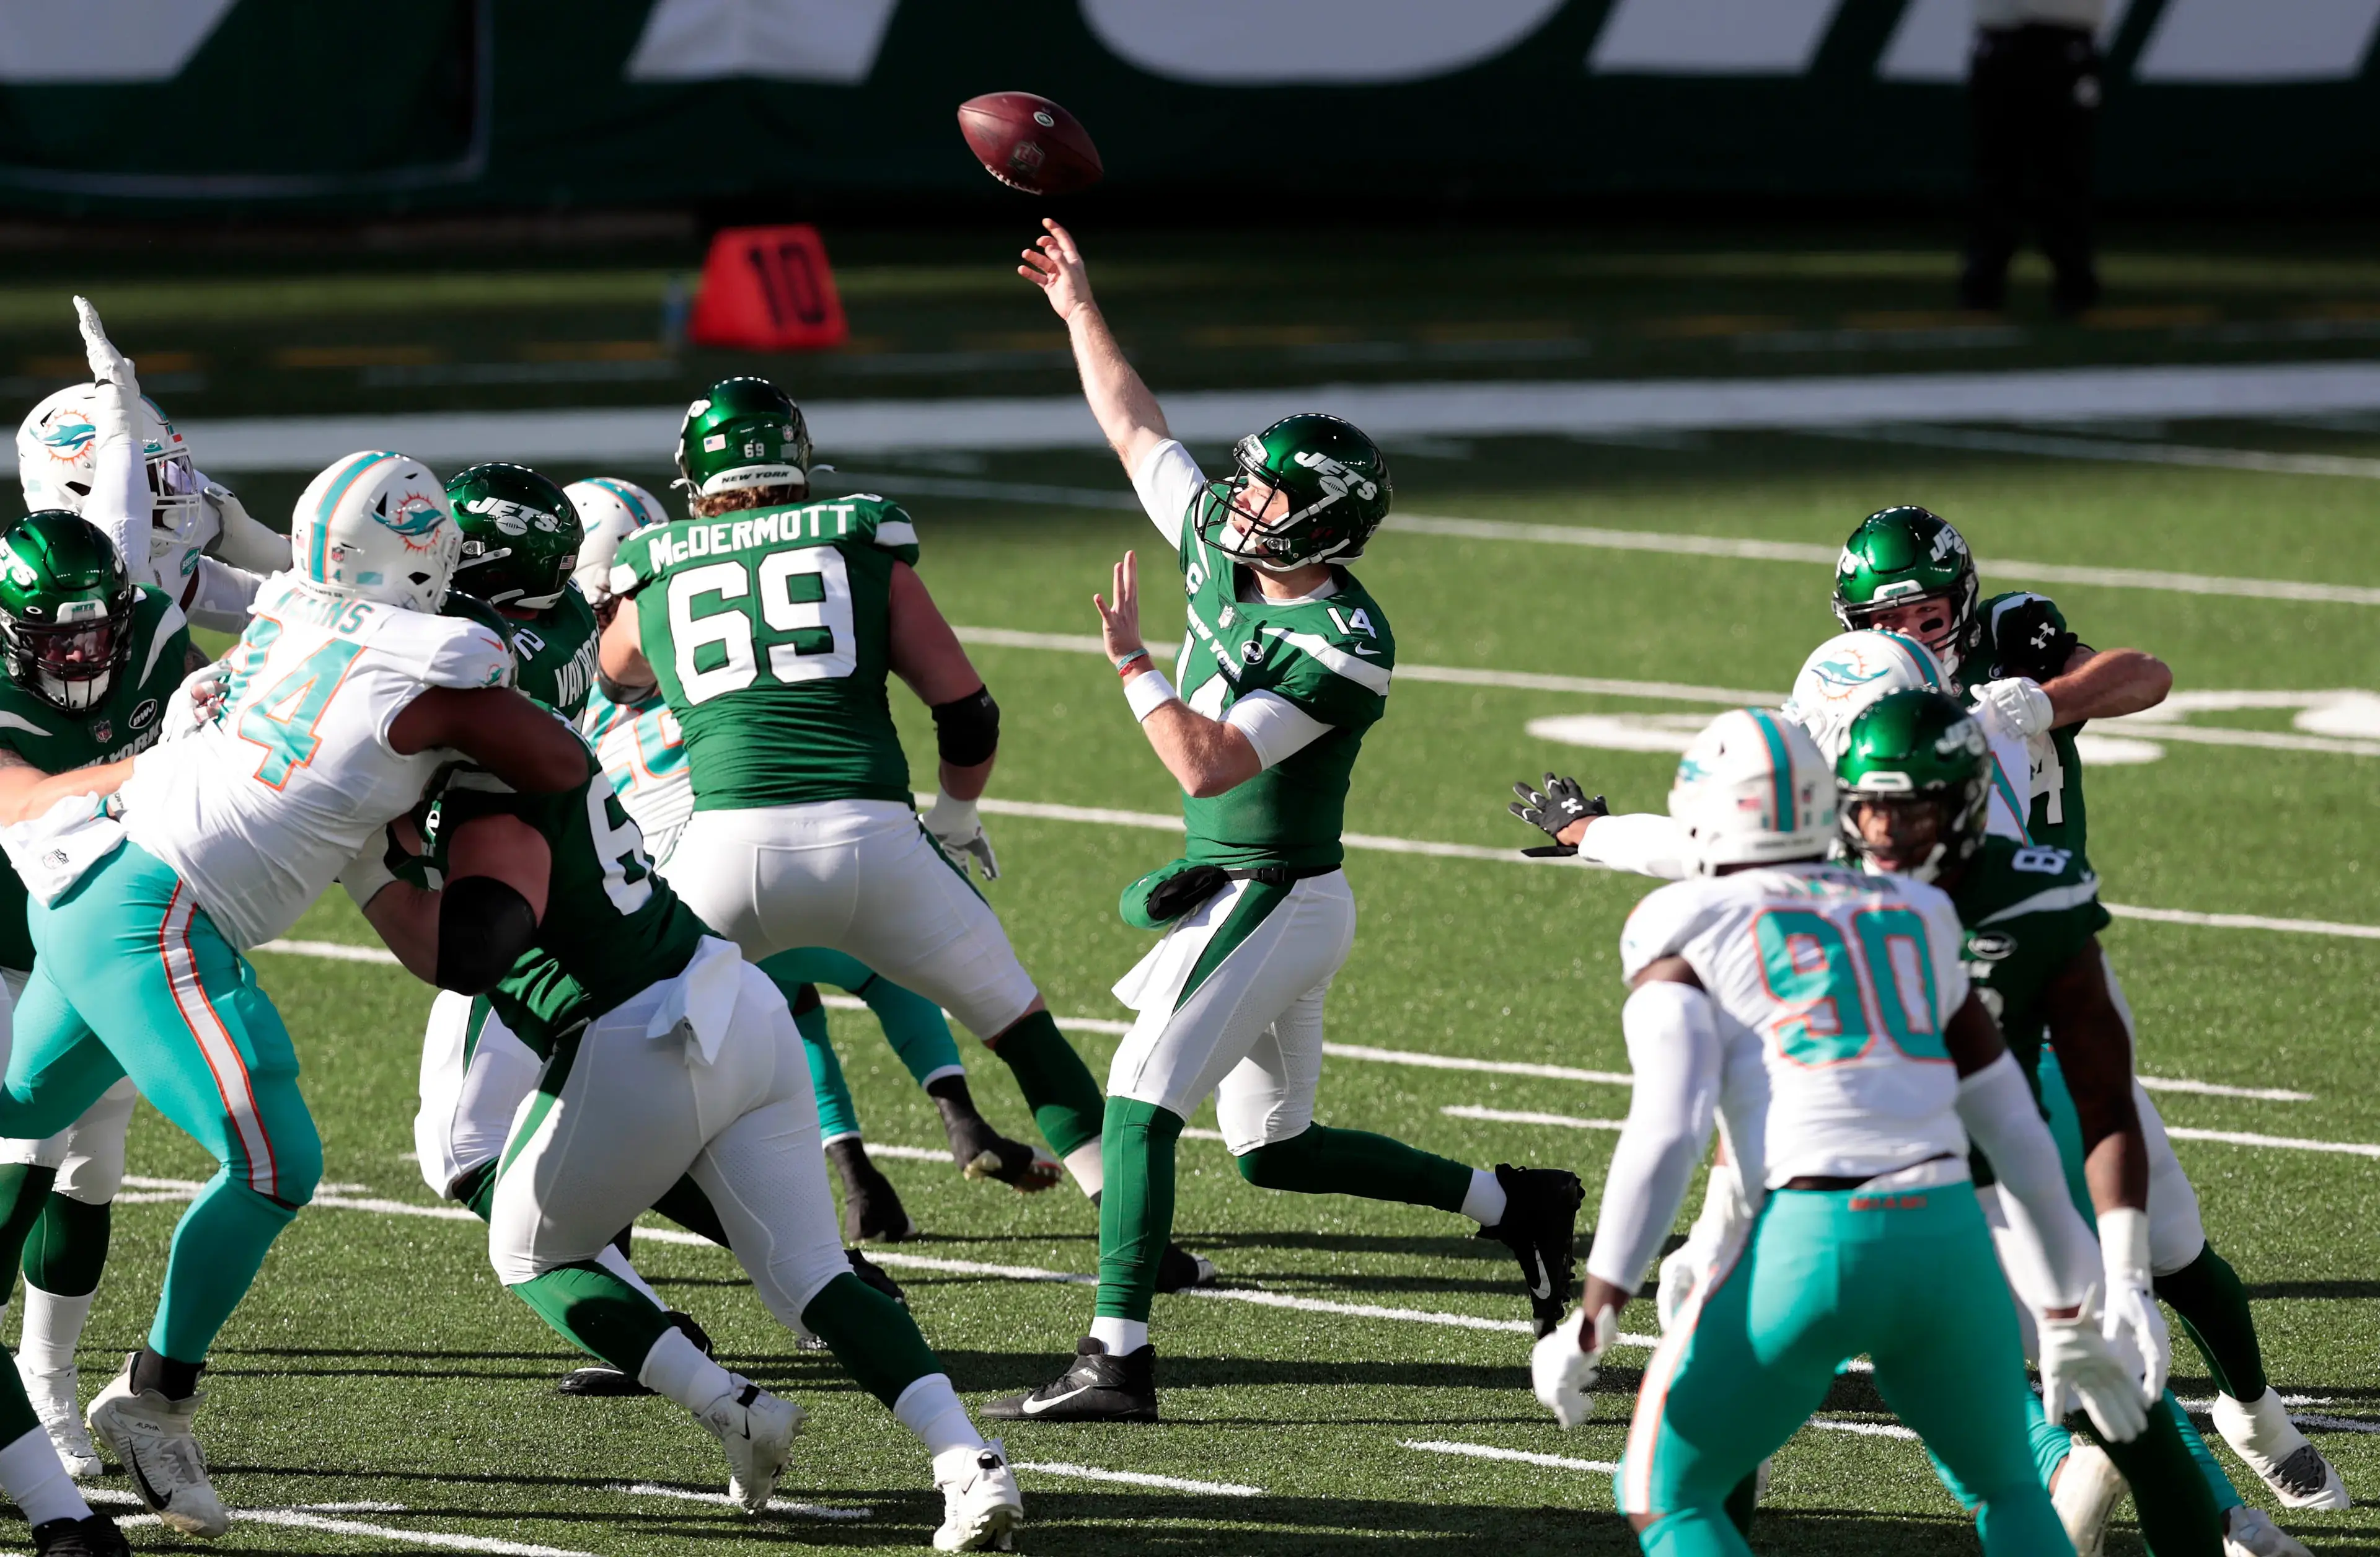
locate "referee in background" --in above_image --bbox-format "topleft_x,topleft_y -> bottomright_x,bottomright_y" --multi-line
1960,0 -> 2104,316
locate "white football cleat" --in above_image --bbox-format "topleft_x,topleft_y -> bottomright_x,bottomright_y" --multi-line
2226,1505 -> 2316,1557
694,1381 -> 803,1513
933,1439 -> 1023,1551
18,1362 -> 99,1478
84,1361 -> 227,1537
2213,1392 -> 2349,1511
2050,1438 -> 2127,1557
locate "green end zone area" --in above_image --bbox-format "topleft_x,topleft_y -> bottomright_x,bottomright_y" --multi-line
65,417 -> 2380,1551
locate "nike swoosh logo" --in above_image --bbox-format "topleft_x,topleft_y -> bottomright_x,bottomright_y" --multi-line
126,1451 -> 170,1512
1021,1384 -> 1096,1415
1527,1259 -> 1553,1300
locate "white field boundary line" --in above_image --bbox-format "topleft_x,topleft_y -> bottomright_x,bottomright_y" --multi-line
1402,1439 -> 1618,1473
1816,423 -> 2380,482
610,1483 -> 873,1520
1010,1462 -> 1263,1496
96,1495 -> 598,1556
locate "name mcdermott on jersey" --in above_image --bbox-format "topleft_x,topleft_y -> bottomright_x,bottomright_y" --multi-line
641,504 -> 905,570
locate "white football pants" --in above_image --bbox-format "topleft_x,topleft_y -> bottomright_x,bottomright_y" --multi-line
1106,871 -> 1355,1153
2100,950 -> 2209,1275
487,940 -> 848,1325
0,966 -> 136,1201
666,800 -> 1039,1039
414,990 -> 540,1200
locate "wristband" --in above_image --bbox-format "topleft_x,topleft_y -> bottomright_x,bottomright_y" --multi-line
2097,1206 -> 2152,1286
1114,647 -> 1151,676
1122,668 -> 1176,722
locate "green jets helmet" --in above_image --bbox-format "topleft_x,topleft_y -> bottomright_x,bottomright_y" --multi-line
0,510 -> 138,713
1194,413 -> 1392,571
677,376 -> 812,499
1831,505 -> 1982,681
1836,688 -> 1991,884
446,462 -> 582,612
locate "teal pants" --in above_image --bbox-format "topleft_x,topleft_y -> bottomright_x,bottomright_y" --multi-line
1625,1184 -> 2069,1557
4,843 -> 320,1364
762,946 -> 961,1143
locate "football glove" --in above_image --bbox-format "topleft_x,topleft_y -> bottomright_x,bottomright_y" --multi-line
1992,598 -> 2081,683
1972,677 -> 2055,740
2039,1292 -> 2151,1444
1510,774 -> 1606,853
2096,1207 -> 2171,1406
1530,1303 -> 1617,1429
73,295 -> 138,442
158,659 -> 230,744
925,792 -> 1000,881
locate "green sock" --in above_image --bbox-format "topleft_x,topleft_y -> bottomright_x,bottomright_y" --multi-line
449,1160 -> 499,1222
0,1167 -> 55,1310
987,1010 -> 1103,1159
650,1175 -> 733,1249
800,1270 -> 941,1408
23,1193 -> 109,1298
509,1260 -> 673,1370
1234,1123 -> 1471,1214
2154,1243 -> 2269,1401
2086,1392 -> 2230,1556
1095,1096 -> 1183,1325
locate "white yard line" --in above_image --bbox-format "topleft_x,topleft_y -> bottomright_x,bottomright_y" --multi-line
1010,1462 -> 1263,1497
2102,904 -> 2380,940
108,1501 -> 599,1556
2161,1127 -> 2380,1160
609,1482 -> 874,1520
257,937 -> 400,964
1820,423 -> 2380,482
1401,1439 -> 1618,1473
1807,1419 -> 1919,1442
1443,1105 -> 1626,1132
1322,1043 -> 1633,1087
2137,1077 -> 2314,1103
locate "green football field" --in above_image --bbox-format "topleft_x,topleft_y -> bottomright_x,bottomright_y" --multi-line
9,227 -> 2380,1552
50,417 -> 2374,1556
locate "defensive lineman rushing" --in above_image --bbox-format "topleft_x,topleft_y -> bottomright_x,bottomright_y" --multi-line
985,219 -> 1584,1423
0,449 -> 586,1534
1530,708 -> 2153,1557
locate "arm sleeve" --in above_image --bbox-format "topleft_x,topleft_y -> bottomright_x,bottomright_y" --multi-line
1584,980 -> 1722,1293
200,480 -> 293,574
178,557 -> 265,634
1224,689 -> 1332,769
1955,1051 -> 2097,1310
85,398 -> 154,588
1130,440 -> 1205,551
1577,813 -> 1693,880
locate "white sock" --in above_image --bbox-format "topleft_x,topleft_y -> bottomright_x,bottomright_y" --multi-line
636,1325 -> 740,1413
596,1243 -> 665,1308
19,1287 -> 94,1378
1461,1167 -> 1507,1228
1088,1315 -> 1148,1355
1064,1140 -> 1104,1198
0,1425 -> 90,1526
892,1373 -> 984,1459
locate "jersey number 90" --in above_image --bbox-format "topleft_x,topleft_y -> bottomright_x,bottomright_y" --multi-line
1750,907 -> 1948,1067
666,548 -> 855,704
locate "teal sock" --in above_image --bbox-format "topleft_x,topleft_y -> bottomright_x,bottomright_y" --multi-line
2025,1390 -> 2072,1492
509,1261 -> 673,1369
650,1175 -> 731,1250
988,1010 -> 1103,1159
800,1270 -> 941,1408
23,1193 -> 108,1299
860,976 -> 964,1087
149,1172 -> 298,1364
1234,1123 -> 1471,1214
1095,1097 -> 1183,1325
1638,1506 -> 1753,1556
793,989 -> 865,1143
2156,1244 -> 2269,1401
0,1167 -> 56,1310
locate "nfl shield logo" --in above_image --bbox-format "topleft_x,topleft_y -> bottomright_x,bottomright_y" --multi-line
89,718 -> 111,745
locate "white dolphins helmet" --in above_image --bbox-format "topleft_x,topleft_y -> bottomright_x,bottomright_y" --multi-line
289,451 -> 459,613
1781,630 -> 1949,765
563,476 -> 671,605
15,386 -> 207,562
1668,707 -> 1836,876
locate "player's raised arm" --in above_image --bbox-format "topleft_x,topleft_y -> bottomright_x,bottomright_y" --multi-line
1094,552 -> 1263,798
1021,219 -> 1171,491
389,686 -> 587,794
886,561 -> 1003,878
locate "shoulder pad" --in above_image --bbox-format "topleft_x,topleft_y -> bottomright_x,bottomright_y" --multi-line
839,495 -> 918,559
371,611 -> 516,690
1619,878 -> 1729,984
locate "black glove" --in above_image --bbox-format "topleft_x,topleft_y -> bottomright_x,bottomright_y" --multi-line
1510,774 -> 1607,855
1993,598 -> 2080,684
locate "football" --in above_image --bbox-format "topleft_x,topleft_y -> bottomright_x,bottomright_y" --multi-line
956,91 -> 1103,196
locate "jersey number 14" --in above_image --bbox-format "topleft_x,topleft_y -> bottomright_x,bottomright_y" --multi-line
667,549 -> 855,705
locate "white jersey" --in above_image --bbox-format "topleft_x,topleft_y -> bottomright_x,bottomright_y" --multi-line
581,682 -> 694,866
118,574 -> 511,949
1620,863 -> 1973,1186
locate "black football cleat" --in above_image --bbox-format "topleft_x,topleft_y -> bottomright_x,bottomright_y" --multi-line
32,1515 -> 131,1557
557,1309 -> 712,1396
1478,1162 -> 1584,1338
981,1337 -> 1158,1423
829,1140 -> 922,1243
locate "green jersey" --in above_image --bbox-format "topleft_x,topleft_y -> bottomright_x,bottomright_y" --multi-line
620,495 -> 919,810
430,740 -> 710,1058
1167,471 -> 1393,871
508,585 -> 599,721
1970,591 -> 2089,859
0,586 -> 190,970
1949,836 -> 2111,1083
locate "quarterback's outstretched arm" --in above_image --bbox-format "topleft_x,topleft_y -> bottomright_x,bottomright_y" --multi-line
2045,644 -> 2170,726
1021,219 -> 1171,496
